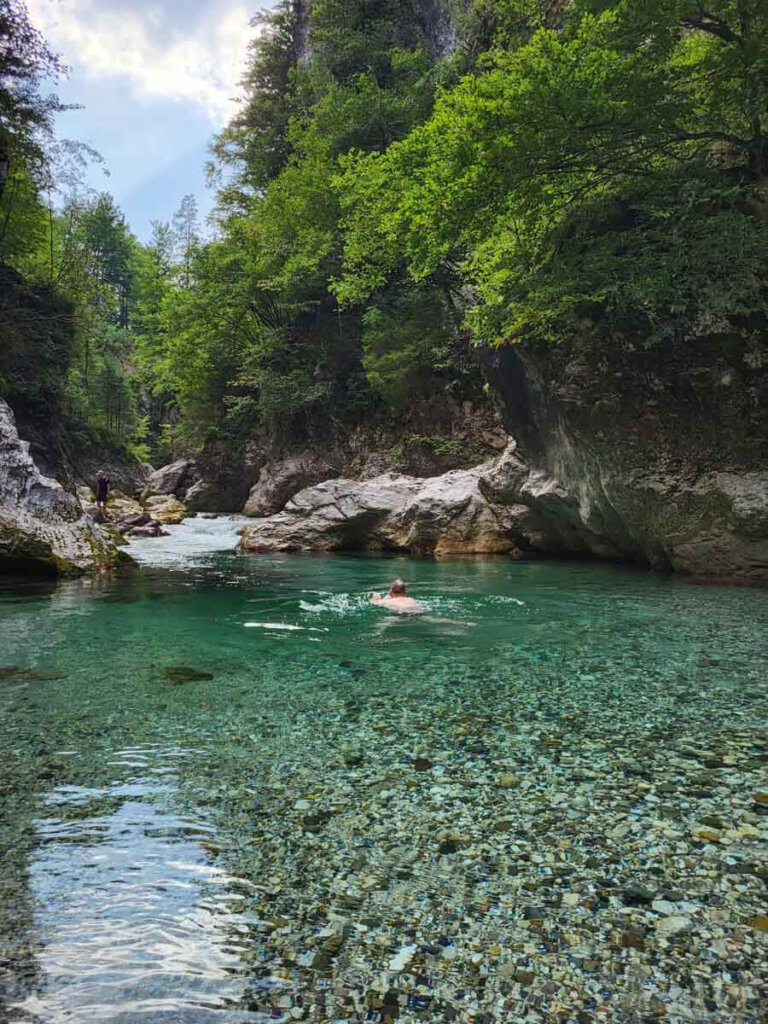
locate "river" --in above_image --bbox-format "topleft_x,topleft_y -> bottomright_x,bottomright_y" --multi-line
1,518 -> 766,1023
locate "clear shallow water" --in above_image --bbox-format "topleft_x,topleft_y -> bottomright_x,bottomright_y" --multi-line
1,522 -> 767,1023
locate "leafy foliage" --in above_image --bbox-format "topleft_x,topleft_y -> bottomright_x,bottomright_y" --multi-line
4,0 -> 768,470
0,0 -> 63,196
146,0 -> 458,450
337,0 -> 768,344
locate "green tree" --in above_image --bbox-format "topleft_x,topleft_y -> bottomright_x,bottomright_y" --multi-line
210,0 -> 299,211
166,0 -> 453,448
0,0 -> 63,199
172,193 -> 200,289
336,0 -> 768,344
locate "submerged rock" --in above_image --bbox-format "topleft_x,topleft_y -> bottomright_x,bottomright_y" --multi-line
122,522 -> 168,538
0,399 -> 128,574
0,666 -> 67,682
163,665 -> 214,684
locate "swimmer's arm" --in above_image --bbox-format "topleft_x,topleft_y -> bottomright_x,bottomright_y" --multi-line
371,592 -> 384,604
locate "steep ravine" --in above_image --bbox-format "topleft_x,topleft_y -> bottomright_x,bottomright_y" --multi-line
6,336 -> 764,582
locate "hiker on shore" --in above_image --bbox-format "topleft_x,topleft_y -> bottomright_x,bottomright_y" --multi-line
95,470 -> 110,513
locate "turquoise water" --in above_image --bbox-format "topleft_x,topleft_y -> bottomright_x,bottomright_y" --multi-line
1,521 -> 767,1023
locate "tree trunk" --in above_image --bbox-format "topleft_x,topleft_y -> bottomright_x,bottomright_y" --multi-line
0,135 -> 9,201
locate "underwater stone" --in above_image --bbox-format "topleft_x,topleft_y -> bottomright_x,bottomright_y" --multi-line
622,884 -> 656,907
164,665 -> 214,684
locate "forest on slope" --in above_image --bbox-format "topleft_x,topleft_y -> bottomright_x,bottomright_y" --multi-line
1,0 -> 767,473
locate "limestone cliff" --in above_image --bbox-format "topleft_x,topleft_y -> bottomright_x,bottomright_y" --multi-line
481,332 -> 768,581
235,327 -> 768,581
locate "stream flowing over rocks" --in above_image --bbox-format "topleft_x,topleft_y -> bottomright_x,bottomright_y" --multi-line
0,399 -> 125,574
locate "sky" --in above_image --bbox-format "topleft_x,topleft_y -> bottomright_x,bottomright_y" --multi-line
27,0 -> 272,241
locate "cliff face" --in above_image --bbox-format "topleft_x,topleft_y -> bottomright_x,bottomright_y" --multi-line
481,330 -> 768,580
0,399 -> 127,575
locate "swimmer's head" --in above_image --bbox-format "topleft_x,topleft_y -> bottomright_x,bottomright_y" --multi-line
389,578 -> 407,596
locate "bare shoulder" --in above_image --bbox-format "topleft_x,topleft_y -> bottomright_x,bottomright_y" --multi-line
389,596 -> 425,614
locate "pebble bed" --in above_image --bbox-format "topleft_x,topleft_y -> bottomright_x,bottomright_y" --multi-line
1,555 -> 766,1024
196,645 -> 768,1024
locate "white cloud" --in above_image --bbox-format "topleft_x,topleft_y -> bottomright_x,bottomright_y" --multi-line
27,0 -> 256,125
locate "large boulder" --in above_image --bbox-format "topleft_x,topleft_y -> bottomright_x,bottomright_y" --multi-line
0,400 -> 127,574
183,478 -> 219,513
72,451 -> 151,500
239,468 -> 522,556
185,439 -> 267,512
108,494 -> 144,518
243,453 -> 336,517
144,494 -> 188,524
142,459 -> 198,500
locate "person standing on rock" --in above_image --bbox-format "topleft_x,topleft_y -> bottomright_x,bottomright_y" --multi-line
95,470 -> 110,513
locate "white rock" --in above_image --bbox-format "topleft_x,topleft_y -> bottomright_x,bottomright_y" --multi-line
0,399 -> 124,573
388,944 -> 417,971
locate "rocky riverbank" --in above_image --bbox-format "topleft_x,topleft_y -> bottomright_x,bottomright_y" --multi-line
234,430 -> 768,580
0,400 -> 127,574
231,328 -> 768,581
18,324 -> 761,581
238,467 -> 521,556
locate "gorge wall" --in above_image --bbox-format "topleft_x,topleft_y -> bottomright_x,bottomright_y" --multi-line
481,330 -> 768,580
237,329 -> 767,582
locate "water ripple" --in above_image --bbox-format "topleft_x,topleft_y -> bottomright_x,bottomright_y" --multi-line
10,751 -> 263,1023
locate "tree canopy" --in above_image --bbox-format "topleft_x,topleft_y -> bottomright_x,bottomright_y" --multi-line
2,0 -> 767,464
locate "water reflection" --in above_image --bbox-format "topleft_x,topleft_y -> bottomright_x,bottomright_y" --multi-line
7,747 -> 265,1023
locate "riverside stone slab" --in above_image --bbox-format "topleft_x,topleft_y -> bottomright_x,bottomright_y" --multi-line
239,468 -> 522,556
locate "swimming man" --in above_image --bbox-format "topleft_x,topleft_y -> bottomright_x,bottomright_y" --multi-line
371,578 -> 423,613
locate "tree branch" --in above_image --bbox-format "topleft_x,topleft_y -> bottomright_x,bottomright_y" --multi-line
681,10 -> 739,43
